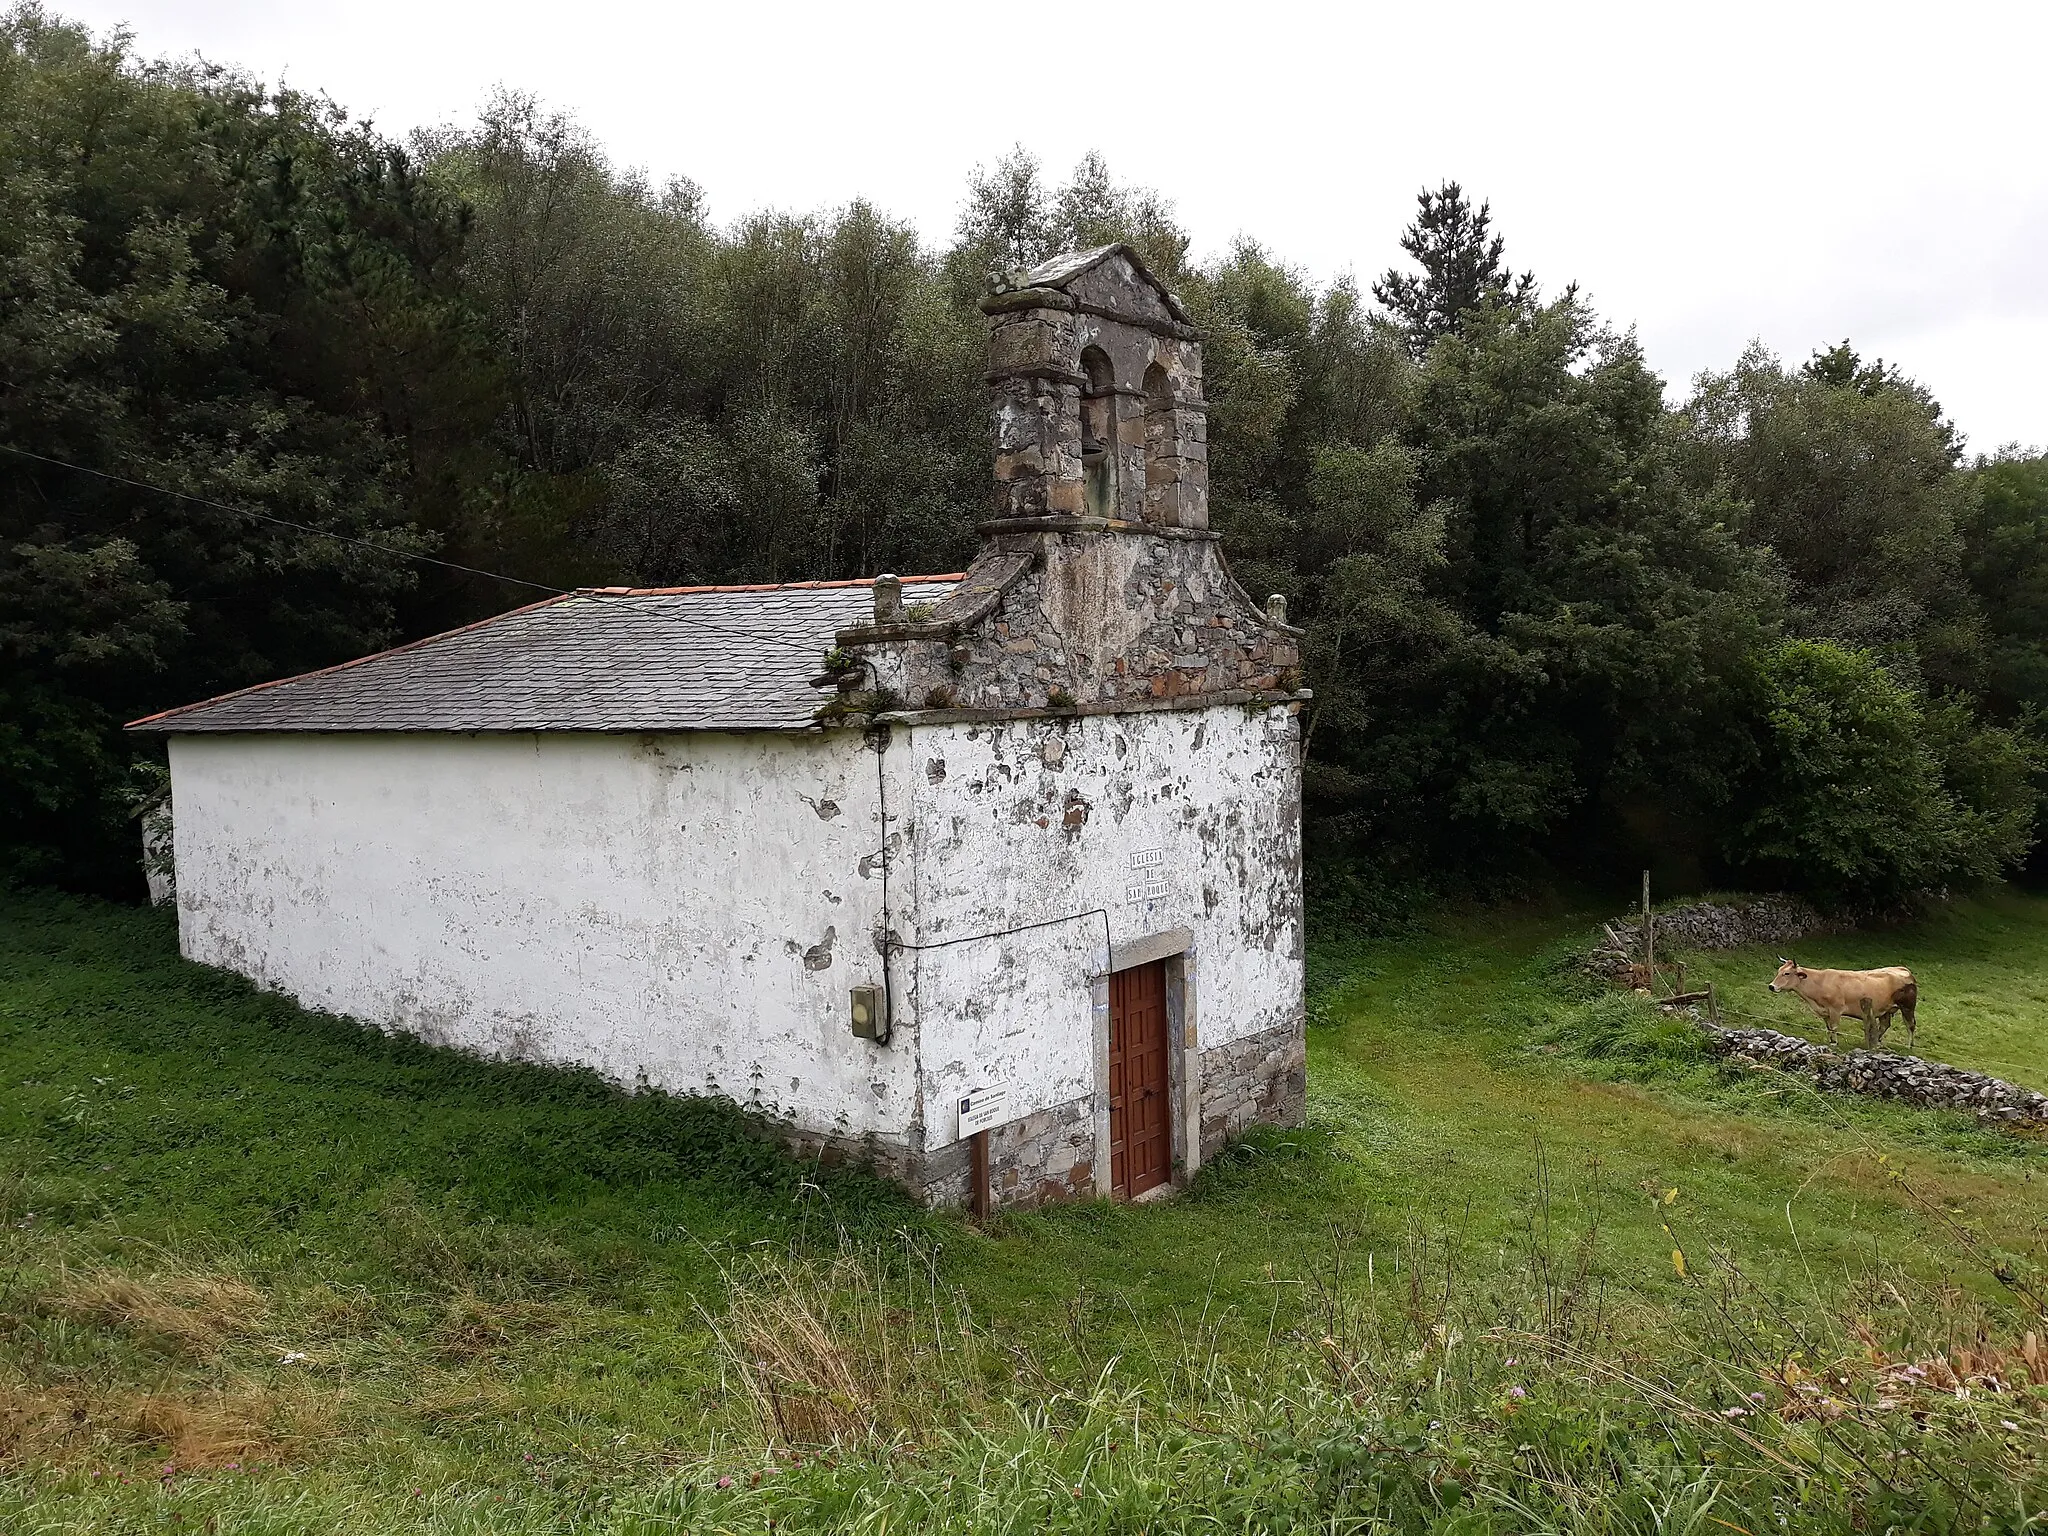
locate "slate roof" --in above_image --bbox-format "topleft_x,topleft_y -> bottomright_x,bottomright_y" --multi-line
127,576 -> 961,734
999,243 -> 1192,324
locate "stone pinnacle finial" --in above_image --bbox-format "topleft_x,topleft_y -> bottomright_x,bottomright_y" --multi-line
873,574 -> 903,624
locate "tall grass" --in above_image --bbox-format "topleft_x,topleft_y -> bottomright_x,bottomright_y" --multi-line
10,892 -> 2048,1530
644,1192 -> 2045,1532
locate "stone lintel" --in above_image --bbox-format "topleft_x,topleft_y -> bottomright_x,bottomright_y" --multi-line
1106,926 -> 1193,975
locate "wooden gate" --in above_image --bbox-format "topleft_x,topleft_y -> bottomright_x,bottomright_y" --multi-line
1109,959 -> 1171,1198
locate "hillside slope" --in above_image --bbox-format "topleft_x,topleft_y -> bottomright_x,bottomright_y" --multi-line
4,890 -> 2047,1531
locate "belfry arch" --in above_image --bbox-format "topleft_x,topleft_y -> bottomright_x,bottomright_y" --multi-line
980,243 -> 1209,532
1079,347 -> 1118,519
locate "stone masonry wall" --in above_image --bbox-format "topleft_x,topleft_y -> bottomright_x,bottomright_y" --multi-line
983,247 -> 1207,530
1700,1022 -> 2048,1125
1199,1019 -> 1307,1161
910,1092 -> 1096,1212
846,527 -> 1301,718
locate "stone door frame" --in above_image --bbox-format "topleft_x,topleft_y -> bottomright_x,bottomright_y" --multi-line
1091,926 -> 1199,1199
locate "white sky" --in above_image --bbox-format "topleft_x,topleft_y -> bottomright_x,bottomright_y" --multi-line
58,0 -> 2048,454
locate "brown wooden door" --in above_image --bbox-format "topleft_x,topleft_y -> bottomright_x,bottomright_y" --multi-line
1109,960 -> 1171,1199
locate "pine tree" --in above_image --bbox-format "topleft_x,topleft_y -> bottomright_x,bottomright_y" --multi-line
1372,182 -> 1537,360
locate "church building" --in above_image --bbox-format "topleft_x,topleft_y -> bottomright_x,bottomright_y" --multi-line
131,245 -> 1309,1210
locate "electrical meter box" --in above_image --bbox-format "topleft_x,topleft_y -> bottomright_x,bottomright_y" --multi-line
849,983 -> 887,1042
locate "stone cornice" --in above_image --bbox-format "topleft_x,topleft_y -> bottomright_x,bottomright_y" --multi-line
974,516 -> 1220,542
978,286 -> 1202,342
985,363 -> 1089,388
818,687 -> 1313,730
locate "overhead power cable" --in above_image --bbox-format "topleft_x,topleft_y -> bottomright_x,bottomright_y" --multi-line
0,443 -> 840,657
0,444 -> 563,593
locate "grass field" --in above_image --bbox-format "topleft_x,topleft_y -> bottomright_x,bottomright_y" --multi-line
5,888 -> 2048,1531
1678,893 -> 2048,1081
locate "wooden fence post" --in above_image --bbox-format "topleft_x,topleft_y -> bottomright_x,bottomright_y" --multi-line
970,1129 -> 989,1223
1642,870 -> 1655,992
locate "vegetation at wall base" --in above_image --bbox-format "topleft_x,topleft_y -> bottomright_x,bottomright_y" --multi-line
4,5 -> 2047,904
7,888 -> 2048,1530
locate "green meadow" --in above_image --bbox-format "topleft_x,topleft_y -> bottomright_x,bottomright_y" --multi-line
5,887 -> 2048,1532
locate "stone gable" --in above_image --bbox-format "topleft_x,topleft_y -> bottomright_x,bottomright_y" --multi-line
824,246 -> 1302,726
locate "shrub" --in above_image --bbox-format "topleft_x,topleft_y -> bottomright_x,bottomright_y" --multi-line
1730,640 -> 2038,904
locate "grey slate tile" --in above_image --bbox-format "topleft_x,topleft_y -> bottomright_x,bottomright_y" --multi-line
127,578 -> 958,735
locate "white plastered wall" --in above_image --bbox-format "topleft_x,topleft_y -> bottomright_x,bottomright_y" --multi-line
167,730 -> 912,1145
894,703 -> 1303,1178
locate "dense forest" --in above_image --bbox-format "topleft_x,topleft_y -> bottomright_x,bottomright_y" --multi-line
5,6 -> 2047,910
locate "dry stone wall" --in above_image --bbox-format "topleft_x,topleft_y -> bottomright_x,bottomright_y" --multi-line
1641,896 -> 1835,952
1700,1021 -> 2048,1125
1587,894 -> 1835,981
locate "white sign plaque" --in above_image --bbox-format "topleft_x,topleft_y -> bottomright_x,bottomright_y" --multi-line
1128,846 -> 1166,870
957,1080 -> 1016,1139
1125,878 -> 1170,902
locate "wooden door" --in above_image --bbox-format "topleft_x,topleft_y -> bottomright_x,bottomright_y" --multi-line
1109,959 -> 1171,1198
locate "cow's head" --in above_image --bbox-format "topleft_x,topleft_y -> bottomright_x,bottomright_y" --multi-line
1768,957 -> 1807,993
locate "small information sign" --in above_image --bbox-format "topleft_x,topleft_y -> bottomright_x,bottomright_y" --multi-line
957,1080 -> 1015,1139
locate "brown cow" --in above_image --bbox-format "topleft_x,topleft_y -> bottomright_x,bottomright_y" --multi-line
1768,958 -> 1919,1052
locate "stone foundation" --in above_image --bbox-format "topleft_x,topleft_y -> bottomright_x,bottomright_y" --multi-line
1199,1019 -> 1307,1161
912,1093 -> 1096,1212
775,1125 -> 923,1187
781,1029 -> 1307,1212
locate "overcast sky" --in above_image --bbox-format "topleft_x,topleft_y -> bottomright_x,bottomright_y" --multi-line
56,0 -> 2048,453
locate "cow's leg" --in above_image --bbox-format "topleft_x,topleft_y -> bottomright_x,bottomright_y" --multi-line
1874,1007 -> 1896,1048
1900,996 -> 1917,1054
1822,1011 -> 1839,1048
1860,998 -> 1881,1051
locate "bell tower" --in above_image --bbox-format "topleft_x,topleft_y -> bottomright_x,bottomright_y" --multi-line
827,243 -> 1298,719
980,245 -> 1209,531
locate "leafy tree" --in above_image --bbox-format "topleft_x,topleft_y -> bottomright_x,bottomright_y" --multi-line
1730,640 -> 2035,904
1958,451 -> 2048,719
1372,182 -> 1538,360
3,8 -> 2037,912
1365,297 -> 1780,881
948,147 -> 1190,296
1682,343 -> 1982,693
0,5 -> 481,890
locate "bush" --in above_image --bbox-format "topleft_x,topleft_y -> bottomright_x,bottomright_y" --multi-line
1730,640 -> 2038,905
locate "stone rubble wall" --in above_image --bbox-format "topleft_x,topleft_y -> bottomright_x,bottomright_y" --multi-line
1641,896 -> 1835,952
1199,1019 -> 1308,1161
982,247 -> 1208,530
882,529 -> 1300,717
1697,1020 -> 2048,1125
1587,894 -> 1834,980
910,1092 -> 1097,1212
788,1015 -> 1312,1209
